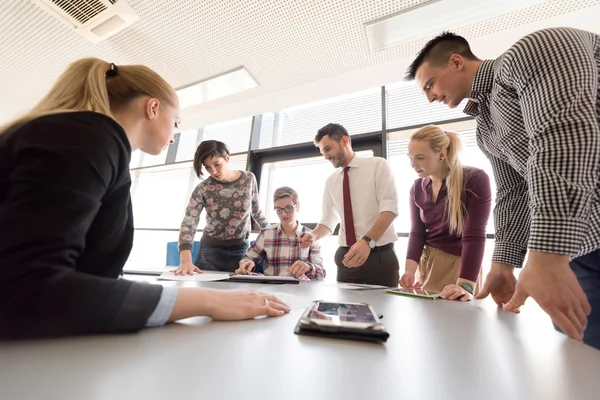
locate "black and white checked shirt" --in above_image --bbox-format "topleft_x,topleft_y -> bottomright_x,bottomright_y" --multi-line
464,27 -> 600,268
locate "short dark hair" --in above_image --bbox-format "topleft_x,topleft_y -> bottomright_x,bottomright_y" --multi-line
314,123 -> 350,145
405,32 -> 478,80
193,140 -> 230,177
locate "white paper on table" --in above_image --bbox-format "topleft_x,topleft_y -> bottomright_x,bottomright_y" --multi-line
158,271 -> 230,282
324,283 -> 389,290
268,292 -> 313,310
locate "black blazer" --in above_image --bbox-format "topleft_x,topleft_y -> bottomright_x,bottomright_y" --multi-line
0,111 -> 162,339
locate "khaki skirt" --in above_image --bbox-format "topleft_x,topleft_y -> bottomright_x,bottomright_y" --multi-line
416,245 -> 483,295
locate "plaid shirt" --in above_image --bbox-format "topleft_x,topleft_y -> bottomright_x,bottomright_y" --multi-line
241,223 -> 325,280
464,27 -> 600,267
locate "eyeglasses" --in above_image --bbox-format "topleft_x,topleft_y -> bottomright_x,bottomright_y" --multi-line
274,204 -> 297,215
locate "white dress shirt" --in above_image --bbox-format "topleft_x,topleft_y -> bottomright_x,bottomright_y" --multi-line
319,155 -> 399,247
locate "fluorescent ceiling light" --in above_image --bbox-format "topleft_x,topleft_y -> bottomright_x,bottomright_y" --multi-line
365,0 -> 546,52
176,67 -> 258,109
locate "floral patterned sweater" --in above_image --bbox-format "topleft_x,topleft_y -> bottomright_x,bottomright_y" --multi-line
178,171 -> 268,251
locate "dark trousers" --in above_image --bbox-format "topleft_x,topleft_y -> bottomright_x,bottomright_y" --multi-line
334,244 -> 400,287
194,241 -> 249,272
554,248 -> 600,350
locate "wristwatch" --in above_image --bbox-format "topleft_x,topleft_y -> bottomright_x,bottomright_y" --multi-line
458,282 -> 474,294
362,236 -> 376,249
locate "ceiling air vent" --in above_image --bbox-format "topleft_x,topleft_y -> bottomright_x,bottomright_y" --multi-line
31,0 -> 139,43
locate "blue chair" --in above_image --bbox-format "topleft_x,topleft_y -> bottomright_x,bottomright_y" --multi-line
166,241 -> 200,266
166,240 -> 264,272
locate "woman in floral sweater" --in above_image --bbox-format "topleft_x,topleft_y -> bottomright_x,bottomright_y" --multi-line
173,140 -> 268,274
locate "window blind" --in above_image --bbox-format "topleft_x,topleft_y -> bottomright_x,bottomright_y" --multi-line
202,117 -> 253,154
259,87 -> 382,149
175,129 -> 201,162
386,81 -> 468,130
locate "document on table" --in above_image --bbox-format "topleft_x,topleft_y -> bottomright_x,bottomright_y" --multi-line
324,283 -> 389,290
268,292 -> 313,310
158,271 -> 230,282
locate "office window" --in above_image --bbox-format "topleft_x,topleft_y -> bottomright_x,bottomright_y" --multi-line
175,129 -> 201,162
127,230 -> 179,271
386,80 -> 467,130
386,121 -> 496,233
461,130 -> 496,233
176,118 -> 252,162
224,155 -> 249,174
202,117 -> 252,154
128,148 -> 170,169
130,149 -> 144,169
130,164 -> 194,230
259,87 -> 382,149
257,150 -> 374,223
139,147 -> 169,168
258,112 -> 277,149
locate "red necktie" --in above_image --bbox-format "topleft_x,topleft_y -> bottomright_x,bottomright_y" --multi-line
343,166 -> 357,247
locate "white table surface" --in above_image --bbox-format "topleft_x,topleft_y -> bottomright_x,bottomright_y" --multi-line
1,276 -> 599,400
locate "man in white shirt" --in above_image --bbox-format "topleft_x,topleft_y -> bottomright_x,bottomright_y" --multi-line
299,123 -> 400,286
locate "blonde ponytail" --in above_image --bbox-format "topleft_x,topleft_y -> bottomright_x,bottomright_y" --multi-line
444,131 -> 465,235
410,125 -> 466,235
1,58 -> 176,136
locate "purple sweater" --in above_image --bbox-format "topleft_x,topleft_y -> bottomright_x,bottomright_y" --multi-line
406,168 -> 492,282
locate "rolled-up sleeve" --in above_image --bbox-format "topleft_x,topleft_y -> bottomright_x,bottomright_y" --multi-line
375,159 -> 399,215
145,286 -> 178,327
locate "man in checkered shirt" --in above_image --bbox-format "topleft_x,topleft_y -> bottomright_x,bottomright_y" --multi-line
407,27 -> 600,349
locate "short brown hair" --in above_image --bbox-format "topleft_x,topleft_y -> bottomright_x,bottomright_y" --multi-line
405,31 -> 478,80
273,186 -> 299,205
193,140 -> 230,177
314,123 -> 349,145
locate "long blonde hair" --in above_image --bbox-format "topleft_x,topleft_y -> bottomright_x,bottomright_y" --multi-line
411,125 -> 465,235
0,58 -> 177,135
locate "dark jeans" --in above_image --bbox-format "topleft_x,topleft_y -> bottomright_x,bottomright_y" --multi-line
554,248 -> 600,350
194,241 -> 249,273
334,244 -> 400,287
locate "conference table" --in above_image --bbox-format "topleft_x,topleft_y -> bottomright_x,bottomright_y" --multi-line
1,274 -> 600,400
